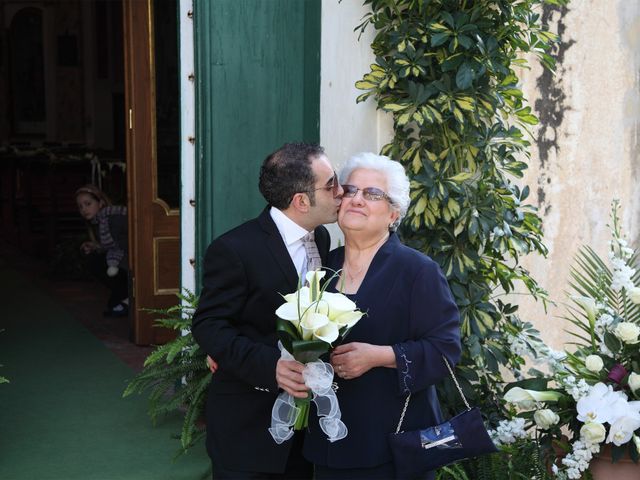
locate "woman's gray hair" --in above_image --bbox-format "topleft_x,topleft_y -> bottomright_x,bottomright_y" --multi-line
339,152 -> 410,231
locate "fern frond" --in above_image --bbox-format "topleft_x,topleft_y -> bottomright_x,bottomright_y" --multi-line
123,289 -> 210,456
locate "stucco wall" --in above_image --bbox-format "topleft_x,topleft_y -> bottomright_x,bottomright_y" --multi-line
320,1 -> 391,169
517,1 -> 640,348
320,1 -> 393,245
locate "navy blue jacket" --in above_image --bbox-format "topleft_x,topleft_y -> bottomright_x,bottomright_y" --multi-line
303,234 -> 461,469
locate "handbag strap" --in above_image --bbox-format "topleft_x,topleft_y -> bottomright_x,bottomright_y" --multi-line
394,355 -> 471,434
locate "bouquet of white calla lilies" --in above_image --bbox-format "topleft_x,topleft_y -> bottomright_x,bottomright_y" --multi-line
269,268 -> 365,445
275,270 -> 364,344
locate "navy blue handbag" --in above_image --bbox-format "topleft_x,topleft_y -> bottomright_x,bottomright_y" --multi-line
388,357 -> 498,478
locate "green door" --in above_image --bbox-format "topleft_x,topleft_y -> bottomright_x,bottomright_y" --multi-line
194,0 -> 321,283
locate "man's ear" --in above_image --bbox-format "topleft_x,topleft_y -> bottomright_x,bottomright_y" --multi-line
291,192 -> 310,213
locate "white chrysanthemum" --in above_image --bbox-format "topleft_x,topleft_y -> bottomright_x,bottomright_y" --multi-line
595,313 -> 614,333
609,254 -> 636,292
560,440 -> 600,479
489,417 -> 527,446
561,376 -> 591,401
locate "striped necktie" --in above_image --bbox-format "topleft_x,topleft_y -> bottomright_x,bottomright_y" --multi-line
302,232 -> 322,279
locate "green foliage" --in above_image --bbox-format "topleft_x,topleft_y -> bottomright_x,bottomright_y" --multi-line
123,289 -> 210,455
356,0 -> 564,425
436,438 -> 554,480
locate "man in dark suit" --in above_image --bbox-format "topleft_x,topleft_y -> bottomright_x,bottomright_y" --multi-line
192,143 -> 343,479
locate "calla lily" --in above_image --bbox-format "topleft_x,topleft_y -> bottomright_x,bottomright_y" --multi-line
305,270 -> 326,300
572,295 -> 598,331
275,303 -> 302,326
313,322 -> 339,344
504,387 -> 562,409
321,292 -> 358,319
283,287 -> 312,308
300,312 -> 329,341
332,310 -> 364,328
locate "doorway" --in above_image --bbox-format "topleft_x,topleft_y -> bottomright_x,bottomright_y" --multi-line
0,0 -> 181,346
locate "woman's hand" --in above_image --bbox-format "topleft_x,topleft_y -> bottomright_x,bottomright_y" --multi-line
330,342 -> 396,380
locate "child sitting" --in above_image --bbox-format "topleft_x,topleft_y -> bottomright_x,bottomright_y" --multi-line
75,184 -> 129,317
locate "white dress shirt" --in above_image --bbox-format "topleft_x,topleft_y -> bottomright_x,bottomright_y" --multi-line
269,207 -> 311,278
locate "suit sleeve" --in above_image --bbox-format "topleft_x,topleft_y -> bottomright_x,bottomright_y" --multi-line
192,238 -> 280,390
391,260 -> 461,394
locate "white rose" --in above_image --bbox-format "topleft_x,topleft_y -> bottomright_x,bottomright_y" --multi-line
614,322 -> 640,344
629,287 -> 640,305
629,372 -> 640,392
585,355 -> 604,373
580,422 -> 606,444
534,409 -> 560,429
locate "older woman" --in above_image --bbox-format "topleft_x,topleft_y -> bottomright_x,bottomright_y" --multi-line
303,153 -> 461,479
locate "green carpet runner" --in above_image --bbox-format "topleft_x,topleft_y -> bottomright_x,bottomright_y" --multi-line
0,267 -> 210,479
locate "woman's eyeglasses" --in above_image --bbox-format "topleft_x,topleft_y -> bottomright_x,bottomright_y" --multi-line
342,184 -> 393,203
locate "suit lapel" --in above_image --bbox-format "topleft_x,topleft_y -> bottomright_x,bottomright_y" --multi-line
258,209 -> 299,291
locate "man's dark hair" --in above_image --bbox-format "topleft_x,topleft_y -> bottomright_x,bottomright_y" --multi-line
258,142 -> 325,209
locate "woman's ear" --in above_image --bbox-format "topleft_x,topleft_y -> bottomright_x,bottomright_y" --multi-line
389,210 -> 400,227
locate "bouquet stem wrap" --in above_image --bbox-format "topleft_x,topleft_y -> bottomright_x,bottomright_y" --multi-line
268,343 -> 347,444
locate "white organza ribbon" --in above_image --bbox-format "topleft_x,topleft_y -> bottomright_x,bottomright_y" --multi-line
269,342 -> 348,444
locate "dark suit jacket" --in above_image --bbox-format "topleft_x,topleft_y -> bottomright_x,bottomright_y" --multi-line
303,234 -> 461,472
192,208 -> 330,473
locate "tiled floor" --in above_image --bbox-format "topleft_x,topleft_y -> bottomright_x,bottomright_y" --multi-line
0,239 -> 153,371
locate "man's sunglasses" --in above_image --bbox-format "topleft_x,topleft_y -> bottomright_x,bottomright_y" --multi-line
342,184 -> 393,203
311,171 -> 341,196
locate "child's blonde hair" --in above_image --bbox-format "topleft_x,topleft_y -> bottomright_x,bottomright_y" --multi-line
74,184 -> 112,207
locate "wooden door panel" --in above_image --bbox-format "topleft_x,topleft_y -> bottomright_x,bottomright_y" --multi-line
153,236 -> 180,294
123,0 -> 180,345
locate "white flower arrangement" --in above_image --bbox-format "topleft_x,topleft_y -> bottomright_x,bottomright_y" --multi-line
499,201 -> 640,479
